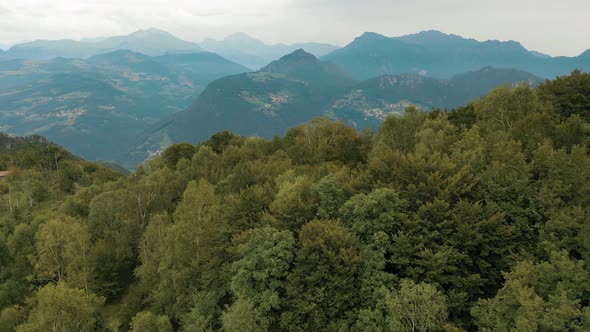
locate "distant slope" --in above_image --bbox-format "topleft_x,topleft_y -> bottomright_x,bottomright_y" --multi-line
329,67 -> 541,128
200,32 -> 340,69
5,28 -> 202,60
0,50 -> 249,162
129,49 -> 353,166
448,67 -> 540,103
0,58 -> 93,90
0,50 -> 249,117
322,30 -> 590,80
154,52 -> 251,76
0,73 -> 147,160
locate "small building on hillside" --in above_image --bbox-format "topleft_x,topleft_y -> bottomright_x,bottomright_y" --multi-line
0,171 -> 10,180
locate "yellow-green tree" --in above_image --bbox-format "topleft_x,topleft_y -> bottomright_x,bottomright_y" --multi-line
16,283 -> 103,332
34,218 -> 92,291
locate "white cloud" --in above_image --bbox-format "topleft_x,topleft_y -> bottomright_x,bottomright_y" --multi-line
0,0 -> 588,56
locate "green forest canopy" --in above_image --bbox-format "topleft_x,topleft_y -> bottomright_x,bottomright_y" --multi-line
0,70 -> 589,331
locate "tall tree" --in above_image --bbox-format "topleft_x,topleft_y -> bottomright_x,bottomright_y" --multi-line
281,220 -> 364,331
34,218 -> 92,291
138,180 -> 228,323
222,227 -> 295,331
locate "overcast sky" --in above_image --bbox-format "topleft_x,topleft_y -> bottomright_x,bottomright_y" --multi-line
0,0 -> 588,56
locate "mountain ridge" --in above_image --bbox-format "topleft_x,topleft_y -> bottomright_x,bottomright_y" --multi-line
4,28 -> 203,59
323,30 -> 590,79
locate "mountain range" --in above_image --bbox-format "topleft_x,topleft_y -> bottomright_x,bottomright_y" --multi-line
3,28 -> 589,79
2,29 -> 339,70
323,30 -> 590,80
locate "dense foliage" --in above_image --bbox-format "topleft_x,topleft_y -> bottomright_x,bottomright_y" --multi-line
1,71 -> 589,331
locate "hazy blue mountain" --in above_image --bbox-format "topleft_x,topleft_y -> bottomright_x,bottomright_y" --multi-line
88,50 -> 250,115
129,49 -> 353,165
154,52 -> 250,77
200,32 -> 339,69
323,30 -> 590,79
5,28 -> 202,60
292,42 -> 341,57
0,50 -> 249,162
321,32 -> 433,80
330,67 -> 541,128
260,49 -> 353,93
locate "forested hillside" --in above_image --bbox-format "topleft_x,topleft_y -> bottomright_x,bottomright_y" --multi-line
0,71 -> 589,331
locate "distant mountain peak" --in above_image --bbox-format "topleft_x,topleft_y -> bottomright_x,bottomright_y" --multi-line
199,32 -> 268,58
357,32 -> 390,41
259,49 -> 321,72
580,49 -> 590,58
414,30 -> 450,37
479,38 -> 527,52
259,49 -> 352,88
279,49 -> 318,62
345,32 -> 392,49
131,28 -> 173,37
397,30 -> 473,45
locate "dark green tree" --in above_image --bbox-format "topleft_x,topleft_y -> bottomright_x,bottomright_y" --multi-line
281,220 -> 364,331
